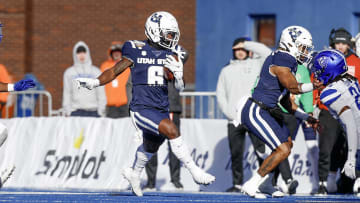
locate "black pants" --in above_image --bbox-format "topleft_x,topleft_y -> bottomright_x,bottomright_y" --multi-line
145,112 -> 181,187
318,109 -> 345,181
70,109 -> 99,117
106,105 -> 129,118
228,123 -> 265,185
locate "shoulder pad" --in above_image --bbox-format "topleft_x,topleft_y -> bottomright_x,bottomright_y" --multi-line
128,40 -> 146,49
320,88 -> 341,106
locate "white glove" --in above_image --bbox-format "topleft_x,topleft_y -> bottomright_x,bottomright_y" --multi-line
164,55 -> 183,79
342,160 -> 356,179
74,78 -> 100,90
172,46 -> 186,60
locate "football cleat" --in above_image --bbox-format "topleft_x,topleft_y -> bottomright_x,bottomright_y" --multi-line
0,165 -> 15,188
188,166 -> 215,185
259,174 -> 284,198
122,167 -> 143,196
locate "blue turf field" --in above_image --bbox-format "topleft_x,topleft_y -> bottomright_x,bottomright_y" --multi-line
0,189 -> 360,202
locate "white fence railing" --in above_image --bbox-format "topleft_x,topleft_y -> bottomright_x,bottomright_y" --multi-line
4,90 -> 53,118
180,91 -> 223,119
4,91 -> 223,119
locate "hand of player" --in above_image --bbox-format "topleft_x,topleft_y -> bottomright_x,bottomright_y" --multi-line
172,46 -> 186,60
313,79 -> 324,90
306,115 -> 320,131
342,160 -> 356,179
74,78 -> 99,90
164,55 -> 183,79
14,79 -> 36,91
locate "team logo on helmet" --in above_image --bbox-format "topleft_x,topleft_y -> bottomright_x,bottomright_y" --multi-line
288,27 -> 302,43
317,56 -> 328,69
150,13 -> 162,23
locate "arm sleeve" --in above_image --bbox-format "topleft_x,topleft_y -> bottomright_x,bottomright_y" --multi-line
121,41 -> 136,63
216,69 -> 232,119
272,52 -> 297,71
62,69 -> 72,116
244,41 -> 272,60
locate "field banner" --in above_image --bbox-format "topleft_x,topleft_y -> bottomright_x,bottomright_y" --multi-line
0,117 -> 316,193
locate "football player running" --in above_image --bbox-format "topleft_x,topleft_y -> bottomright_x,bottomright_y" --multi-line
236,26 -> 322,198
311,50 -> 360,195
74,11 -> 215,196
0,22 -> 36,188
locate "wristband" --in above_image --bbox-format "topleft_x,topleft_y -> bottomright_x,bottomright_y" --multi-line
298,83 -> 314,93
7,84 -> 14,92
294,107 -> 309,120
94,79 -> 100,87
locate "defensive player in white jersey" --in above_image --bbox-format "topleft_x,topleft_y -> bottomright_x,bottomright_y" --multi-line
74,11 -> 215,196
311,49 -> 360,195
0,22 -> 36,188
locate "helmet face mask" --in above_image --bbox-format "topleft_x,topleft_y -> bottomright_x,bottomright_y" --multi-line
159,28 -> 179,49
145,11 -> 180,49
279,26 -> 314,64
311,50 -> 348,85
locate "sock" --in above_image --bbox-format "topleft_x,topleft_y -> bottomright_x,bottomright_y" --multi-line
169,136 -> 196,170
133,145 -> 153,176
251,172 -> 267,187
320,181 -> 327,187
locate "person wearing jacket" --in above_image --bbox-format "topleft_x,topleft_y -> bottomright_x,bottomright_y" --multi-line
100,41 -> 131,118
62,41 -> 106,117
216,37 -> 272,193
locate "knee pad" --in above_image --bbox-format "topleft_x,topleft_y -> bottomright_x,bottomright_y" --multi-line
0,123 -> 7,148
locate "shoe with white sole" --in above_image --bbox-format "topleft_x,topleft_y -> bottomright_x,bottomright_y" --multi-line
258,174 -> 284,198
0,165 -> 15,188
122,167 -> 143,196
188,166 -> 215,185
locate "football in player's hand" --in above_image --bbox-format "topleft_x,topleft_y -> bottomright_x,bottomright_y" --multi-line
164,54 -> 179,81
164,67 -> 174,81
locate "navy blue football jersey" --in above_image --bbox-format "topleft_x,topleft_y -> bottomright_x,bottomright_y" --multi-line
122,40 -> 176,111
252,50 -> 298,108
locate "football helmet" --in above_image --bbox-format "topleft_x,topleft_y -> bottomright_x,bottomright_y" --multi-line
279,26 -> 314,64
145,11 -> 180,49
311,49 -> 347,85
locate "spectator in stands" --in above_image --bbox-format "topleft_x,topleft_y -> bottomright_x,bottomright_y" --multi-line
62,41 -> 106,117
216,37 -> 272,193
143,46 -> 189,191
0,64 -> 11,116
100,42 -> 131,118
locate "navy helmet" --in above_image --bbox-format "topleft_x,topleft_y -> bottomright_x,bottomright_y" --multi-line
311,49 -> 347,85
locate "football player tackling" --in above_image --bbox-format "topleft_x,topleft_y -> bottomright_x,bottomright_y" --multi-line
75,11 -> 215,196
311,50 -> 360,195
236,26 -> 322,197
0,22 -> 36,188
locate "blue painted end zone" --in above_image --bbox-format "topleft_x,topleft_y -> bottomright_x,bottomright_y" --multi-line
0,188 -> 360,202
